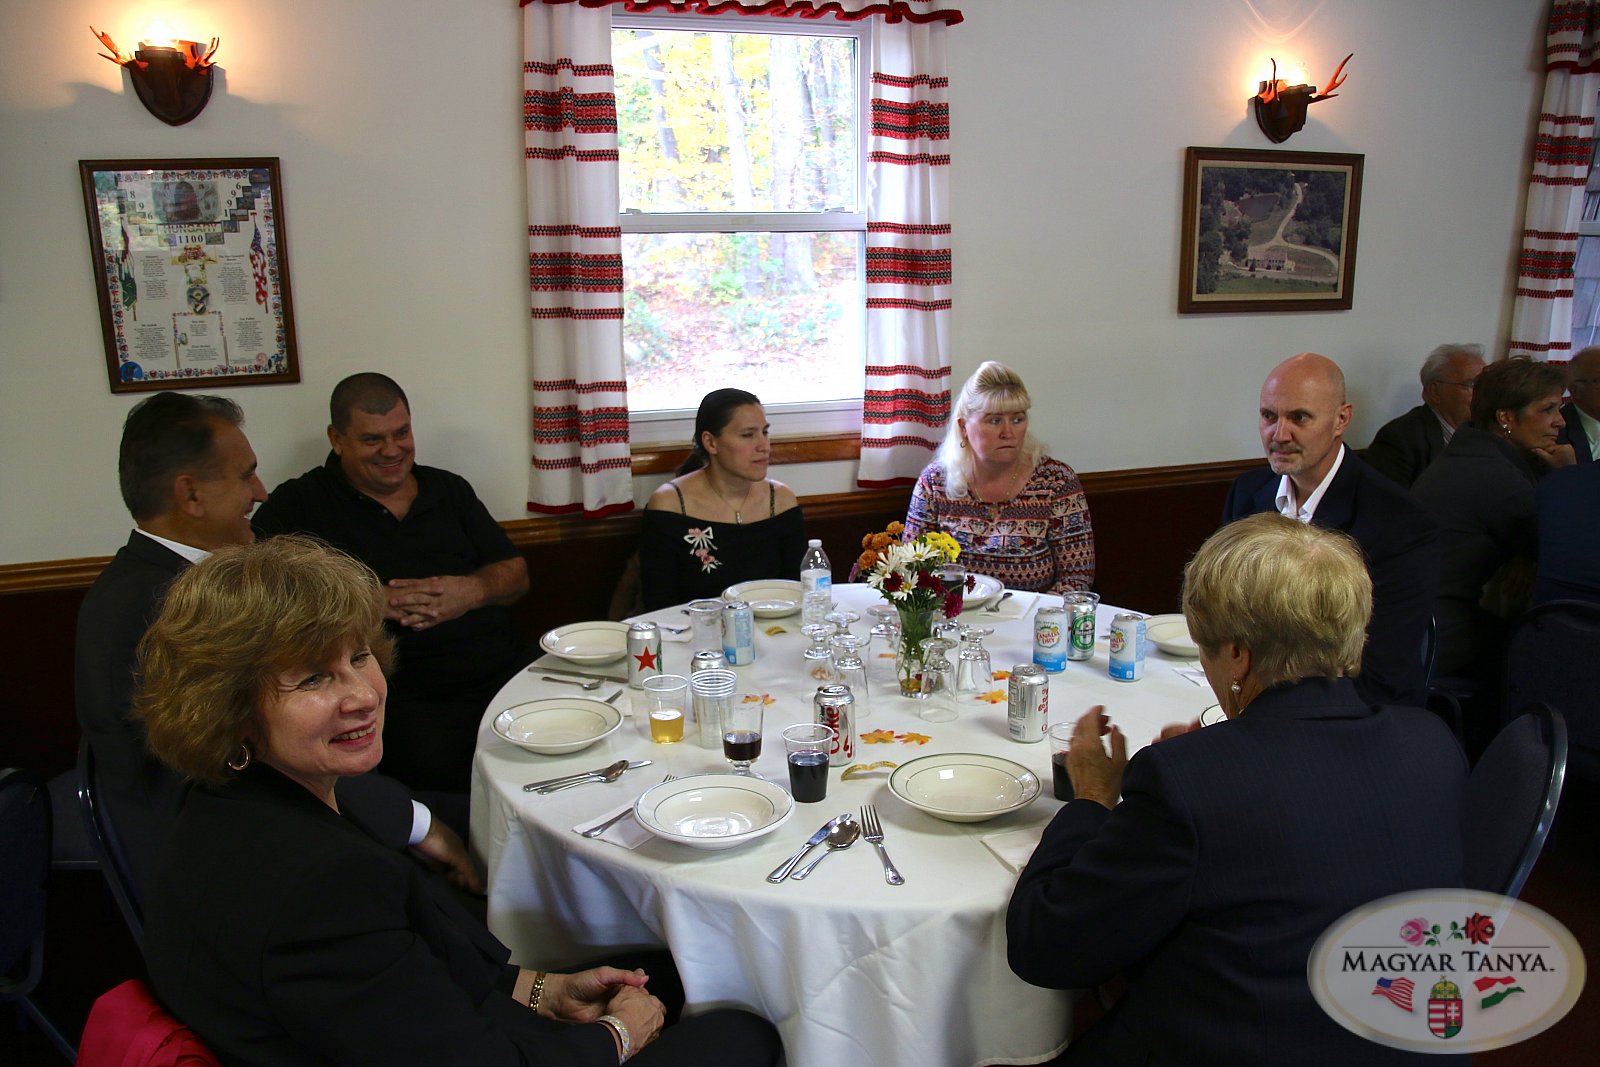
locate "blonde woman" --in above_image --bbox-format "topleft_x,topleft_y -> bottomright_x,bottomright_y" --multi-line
903,362 -> 1093,592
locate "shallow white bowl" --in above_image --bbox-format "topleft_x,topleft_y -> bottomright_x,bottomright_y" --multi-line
540,621 -> 630,666
960,573 -> 1003,611
888,752 -> 1041,823
633,773 -> 794,850
1144,614 -> 1200,658
492,698 -> 623,755
723,579 -> 804,618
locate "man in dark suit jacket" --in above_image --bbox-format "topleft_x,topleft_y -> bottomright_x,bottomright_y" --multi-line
1222,354 -> 1440,705
74,392 -> 474,901
1362,343 -> 1484,488
1535,460 -> 1600,604
1555,345 -> 1599,463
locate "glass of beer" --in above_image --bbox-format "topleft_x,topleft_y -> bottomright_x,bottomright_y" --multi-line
641,674 -> 689,744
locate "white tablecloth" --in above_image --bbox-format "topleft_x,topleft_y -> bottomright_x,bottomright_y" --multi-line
471,586 -> 1215,1067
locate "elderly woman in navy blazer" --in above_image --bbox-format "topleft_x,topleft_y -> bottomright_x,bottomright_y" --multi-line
1007,514 -> 1465,1066
136,535 -> 780,1067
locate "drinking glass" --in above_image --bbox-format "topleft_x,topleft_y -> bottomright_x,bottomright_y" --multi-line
640,674 -> 689,744
782,723 -> 834,802
802,590 -> 835,627
801,622 -> 836,683
936,562 -> 966,611
823,609 -> 861,639
721,696 -> 765,776
917,637 -> 959,723
685,599 -> 725,654
955,625 -> 994,692
867,606 -> 901,686
1048,722 -> 1075,801
689,669 -> 737,749
828,634 -> 870,719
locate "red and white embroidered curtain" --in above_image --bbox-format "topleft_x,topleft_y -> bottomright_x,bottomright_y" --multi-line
522,0 -> 961,512
1508,1 -> 1600,361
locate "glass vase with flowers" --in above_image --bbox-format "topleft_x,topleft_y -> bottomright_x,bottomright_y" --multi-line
855,523 -> 968,697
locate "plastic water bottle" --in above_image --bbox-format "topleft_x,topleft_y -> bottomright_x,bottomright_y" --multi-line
800,539 -> 832,595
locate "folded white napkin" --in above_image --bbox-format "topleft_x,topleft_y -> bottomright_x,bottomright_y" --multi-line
572,798 -> 653,849
1173,666 -> 1210,688
982,826 -> 1044,872
965,590 -> 1038,620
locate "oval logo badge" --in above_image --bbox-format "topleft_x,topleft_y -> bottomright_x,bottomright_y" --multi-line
1308,889 -> 1585,1053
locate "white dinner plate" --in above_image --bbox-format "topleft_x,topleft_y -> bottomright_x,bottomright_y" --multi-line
1144,614 -> 1200,659
888,752 -> 1041,823
540,621 -> 630,665
492,697 -> 623,755
960,574 -> 1004,611
633,773 -> 794,850
723,579 -> 803,618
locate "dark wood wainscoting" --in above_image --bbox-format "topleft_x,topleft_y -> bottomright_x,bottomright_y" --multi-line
0,459 -> 1259,777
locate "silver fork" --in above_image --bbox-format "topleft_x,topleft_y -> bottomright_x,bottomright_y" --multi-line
859,804 -> 905,886
579,775 -> 677,838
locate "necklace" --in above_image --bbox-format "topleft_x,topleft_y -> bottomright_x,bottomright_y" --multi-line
710,476 -> 756,524
977,462 -> 1026,519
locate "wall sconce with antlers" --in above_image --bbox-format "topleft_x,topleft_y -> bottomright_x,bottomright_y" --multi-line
91,26 -> 220,126
1252,54 -> 1351,143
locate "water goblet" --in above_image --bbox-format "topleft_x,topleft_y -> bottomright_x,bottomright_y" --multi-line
801,622 -> 836,683
828,634 -> 870,719
917,637 -> 959,723
721,697 -> 765,776
802,590 -> 835,627
955,625 -> 994,693
823,609 -> 861,639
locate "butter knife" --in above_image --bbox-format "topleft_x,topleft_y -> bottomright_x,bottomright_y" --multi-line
523,760 -> 650,793
766,813 -> 851,883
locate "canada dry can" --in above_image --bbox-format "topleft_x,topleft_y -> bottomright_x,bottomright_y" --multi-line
689,648 -> 727,674
813,684 -> 856,766
1066,598 -> 1097,661
1033,606 -> 1067,672
1007,664 -> 1049,743
722,600 -> 756,666
626,622 -> 663,689
1108,613 -> 1147,682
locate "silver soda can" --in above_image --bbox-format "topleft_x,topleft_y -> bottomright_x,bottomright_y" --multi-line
722,600 -> 756,666
1065,595 -> 1097,661
813,684 -> 856,766
1033,605 -> 1067,672
689,648 -> 727,674
626,622 -> 663,689
1007,664 -> 1049,743
1108,613 -> 1147,682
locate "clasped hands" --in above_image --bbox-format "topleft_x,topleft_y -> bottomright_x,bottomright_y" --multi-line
530,966 -> 665,1055
385,574 -> 484,631
1065,705 -> 1204,809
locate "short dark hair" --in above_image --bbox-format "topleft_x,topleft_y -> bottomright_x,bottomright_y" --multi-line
676,388 -> 762,476
118,392 -> 245,521
1469,358 -> 1567,429
330,373 -> 410,431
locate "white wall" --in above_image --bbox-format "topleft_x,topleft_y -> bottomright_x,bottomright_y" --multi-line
0,0 -> 1546,565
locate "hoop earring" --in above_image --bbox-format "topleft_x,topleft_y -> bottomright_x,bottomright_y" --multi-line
959,439 -> 968,449
226,739 -> 254,772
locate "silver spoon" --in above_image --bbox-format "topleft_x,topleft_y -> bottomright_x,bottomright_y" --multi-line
790,817 -> 860,880
579,774 -> 678,838
537,759 -> 629,794
984,591 -> 1015,614
541,674 -> 603,691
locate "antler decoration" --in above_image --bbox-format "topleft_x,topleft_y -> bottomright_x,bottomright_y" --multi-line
90,27 -> 135,67
1258,58 -> 1282,105
1252,54 -> 1352,143
89,26 -> 221,126
1309,53 -> 1353,103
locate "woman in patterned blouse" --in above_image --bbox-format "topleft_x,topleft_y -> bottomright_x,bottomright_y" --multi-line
904,362 -> 1094,593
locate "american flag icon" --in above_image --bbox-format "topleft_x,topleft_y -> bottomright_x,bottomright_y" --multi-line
1372,976 -> 1415,1012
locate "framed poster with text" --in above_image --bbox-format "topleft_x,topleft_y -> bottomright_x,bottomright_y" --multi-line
80,157 -> 301,392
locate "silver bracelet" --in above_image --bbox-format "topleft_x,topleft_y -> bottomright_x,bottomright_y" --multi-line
598,1013 -> 632,1062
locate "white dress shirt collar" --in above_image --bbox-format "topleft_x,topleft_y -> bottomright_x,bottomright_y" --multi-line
1275,443 -> 1346,524
134,527 -> 210,564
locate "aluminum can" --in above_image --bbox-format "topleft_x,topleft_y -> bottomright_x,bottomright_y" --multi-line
813,684 -> 856,766
1108,613 -> 1147,682
722,600 -> 756,666
1007,664 -> 1049,743
689,648 -> 727,674
1065,595 -> 1097,662
626,621 -> 663,689
1033,605 -> 1067,673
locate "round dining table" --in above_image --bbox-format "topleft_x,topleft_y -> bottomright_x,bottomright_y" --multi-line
470,584 -> 1215,1067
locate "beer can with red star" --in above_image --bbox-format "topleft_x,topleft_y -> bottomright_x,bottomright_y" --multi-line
627,621 -> 663,689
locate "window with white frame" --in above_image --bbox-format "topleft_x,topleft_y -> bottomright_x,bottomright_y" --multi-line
612,14 -> 868,441
1574,135 -> 1600,351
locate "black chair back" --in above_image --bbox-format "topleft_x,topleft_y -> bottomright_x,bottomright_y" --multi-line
0,767 -> 77,1060
1463,705 -> 1567,899
77,739 -> 146,949
1503,599 -> 1600,780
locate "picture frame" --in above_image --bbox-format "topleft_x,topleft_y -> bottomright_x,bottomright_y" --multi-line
1178,146 -> 1363,314
79,157 -> 301,392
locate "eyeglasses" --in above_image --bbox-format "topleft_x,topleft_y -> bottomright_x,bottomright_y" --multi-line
1436,378 -> 1477,391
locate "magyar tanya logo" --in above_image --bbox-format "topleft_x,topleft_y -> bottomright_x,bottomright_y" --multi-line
1309,889 -> 1585,1053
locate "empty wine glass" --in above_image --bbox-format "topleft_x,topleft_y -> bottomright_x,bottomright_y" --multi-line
956,625 -> 994,693
801,622 -> 837,683
823,609 -> 861,639
917,637 -> 959,723
828,634 -> 870,719
867,608 -> 901,687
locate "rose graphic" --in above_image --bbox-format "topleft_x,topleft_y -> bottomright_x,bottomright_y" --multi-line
1465,913 -> 1496,945
1399,918 -> 1428,946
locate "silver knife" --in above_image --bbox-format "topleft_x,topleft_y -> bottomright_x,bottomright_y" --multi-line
523,760 -> 650,792
766,813 -> 851,883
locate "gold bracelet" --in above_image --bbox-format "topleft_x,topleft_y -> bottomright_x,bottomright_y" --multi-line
526,970 -> 547,1015
598,1013 -> 632,1062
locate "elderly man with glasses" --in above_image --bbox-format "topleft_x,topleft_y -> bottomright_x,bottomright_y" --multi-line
1556,344 -> 1600,463
1363,342 -> 1486,488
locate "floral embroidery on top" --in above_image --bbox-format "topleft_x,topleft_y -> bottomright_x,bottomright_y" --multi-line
684,526 -> 720,573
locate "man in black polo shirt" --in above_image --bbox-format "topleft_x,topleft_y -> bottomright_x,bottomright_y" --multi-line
253,373 -> 531,792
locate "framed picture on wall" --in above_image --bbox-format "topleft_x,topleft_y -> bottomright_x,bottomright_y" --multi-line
79,157 -> 301,392
1178,147 -> 1363,314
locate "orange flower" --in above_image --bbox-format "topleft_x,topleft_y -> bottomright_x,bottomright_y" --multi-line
897,731 -> 932,745
856,549 -> 879,572
974,689 -> 1007,704
886,521 -> 905,537
862,729 -> 898,744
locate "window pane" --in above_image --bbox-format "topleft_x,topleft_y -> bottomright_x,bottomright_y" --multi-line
614,28 -> 858,214
622,231 -> 863,411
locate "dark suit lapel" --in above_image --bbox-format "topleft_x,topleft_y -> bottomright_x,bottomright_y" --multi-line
122,530 -> 191,577
1308,447 -> 1359,531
